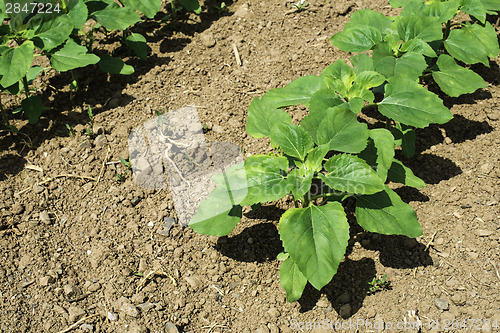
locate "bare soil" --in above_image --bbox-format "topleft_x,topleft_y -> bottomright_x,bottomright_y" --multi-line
0,1 -> 499,332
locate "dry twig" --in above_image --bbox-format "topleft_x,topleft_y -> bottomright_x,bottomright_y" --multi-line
15,174 -> 96,196
425,231 -> 438,251
136,271 -> 174,293
232,43 -> 242,66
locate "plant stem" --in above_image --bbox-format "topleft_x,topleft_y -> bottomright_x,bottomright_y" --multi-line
71,70 -> 79,91
61,0 -> 68,14
310,191 -> 345,201
294,200 -> 299,208
444,20 -> 452,40
22,76 -> 30,98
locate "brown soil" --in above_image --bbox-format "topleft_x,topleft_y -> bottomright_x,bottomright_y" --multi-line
1,1 -> 499,332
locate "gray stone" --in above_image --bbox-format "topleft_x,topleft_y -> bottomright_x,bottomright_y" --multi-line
234,3 -> 249,17
200,32 -> 216,48
80,324 -> 93,332
184,275 -> 202,290
77,140 -> 92,151
120,299 -> 139,317
92,125 -> 104,135
94,134 -> 107,148
136,302 -> 155,312
64,284 -> 81,298
68,306 -> 86,323
88,282 -> 101,292
475,229 -> 493,237
164,322 -> 179,333
107,311 -> 118,321
156,217 -> 175,236
212,124 -> 224,133
39,275 -> 54,286
435,297 -> 449,310
339,303 -> 352,318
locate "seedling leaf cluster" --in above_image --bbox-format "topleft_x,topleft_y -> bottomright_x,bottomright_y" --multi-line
190,0 -> 499,302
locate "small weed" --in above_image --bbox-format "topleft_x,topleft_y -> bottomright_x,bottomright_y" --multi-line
214,2 -> 230,14
367,274 -> 391,295
85,106 -> 95,137
291,0 -> 309,11
66,124 -> 74,136
115,158 -> 132,182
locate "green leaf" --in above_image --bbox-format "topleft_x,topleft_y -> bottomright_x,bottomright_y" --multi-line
460,0 -> 486,23
246,97 -> 292,138
125,33 -> 148,60
432,54 -> 487,97
321,60 -> 355,98
330,25 -> 383,52
0,41 -> 34,87
189,187 -> 243,236
241,155 -> 291,205
51,39 -> 100,72
355,185 -> 422,237
348,97 -> 364,114
345,9 -> 393,33
423,0 -> 460,23
304,144 -> 330,173
279,202 -> 350,290
92,6 -> 141,30
379,77 -> 452,128
480,0 -> 500,11
33,14 -> 73,51
270,123 -> 314,161
315,105 -> 369,153
444,22 -> 499,66
287,167 -> 313,199
387,159 -> 425,188
68,0 -> 89,30
178,0 -> 202,13
319,154 -> 385,195
121,0 -> 161,18
348,71 -> 385,102
260,76 -> 326,108
391,123 -> 416,158
26,66 -> 44,84
373,43 -> 427,80
280,256 -> 308,302
390,0 -> 424,8
98,54 -> 134,74
400,38 -> 437,57
21,95 -> 46,124
358,129 -> 395,182
396,15 -> 442,42
351,54 -> 375,73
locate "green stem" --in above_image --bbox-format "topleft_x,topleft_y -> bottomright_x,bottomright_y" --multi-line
294,200 -> 299,208
71,70 -> 79,91
61,0 -> 68,14
22,76 -> 30,98
444,20 -> 452,40
310,191 -> 345,201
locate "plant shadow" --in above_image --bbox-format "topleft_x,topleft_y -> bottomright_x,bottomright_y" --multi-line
401,153 -> 462,184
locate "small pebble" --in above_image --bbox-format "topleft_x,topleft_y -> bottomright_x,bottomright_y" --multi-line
107,311 -> 118,321
39,211 -> 51,224
339,303 -> 352,318
475,229 -> 493,237
184,275 -> 202,290
200,32 -> 216,48
164,322 -> 179,333
434,297 -> 449,310
136,302 -> 155,312
68,306 -> 86,323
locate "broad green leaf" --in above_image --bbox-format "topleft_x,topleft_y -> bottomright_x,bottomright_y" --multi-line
348,97 -> 364,114
387,159 -> 425,188
460,0 -> 486,23
399,0 -> 426,16
210,163 -> 249,203
189,186 -> 242,236
270,123 -> 314,161
121,0 -> 161,18
379,77 -> 452,128
51,40 -> 100,72
396,15 -> 442,42
351,54 -> 375,73
0,41 -> 34,87
319,154 -> 385,195
304,144 -> 329,173
68,0 -> 89,30
287,167 -> 313,199
373,43 -> 427,80
444,22 -> 498,66
26,66 -> 44,83
21,95 -> 45,124
424,0 -> 460,23
390,0 -> 424,8
432,54 -> 487,97
280,257 -> 307,302
355,186 -> 422,237
260,76 -> 326,108
330,25 -> 383,52
84,0 -> 115,15
316,105 -> 369,153
178,0 -> 202,13
480,0 -> 500,11
125,33 -> 148,60
241,155 -> 291,205
358,129 -> 395,182
400,38 -> 437,57
321,59 -> 356,98
92,6 -> 140,31
391,123 -> 416,158
98,54 -> 134,74
348,71 -> 385,102
33,14 -> 73,51
345,9 -> 393,33
246,97 -> 291,138
279,202 -> 350,290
